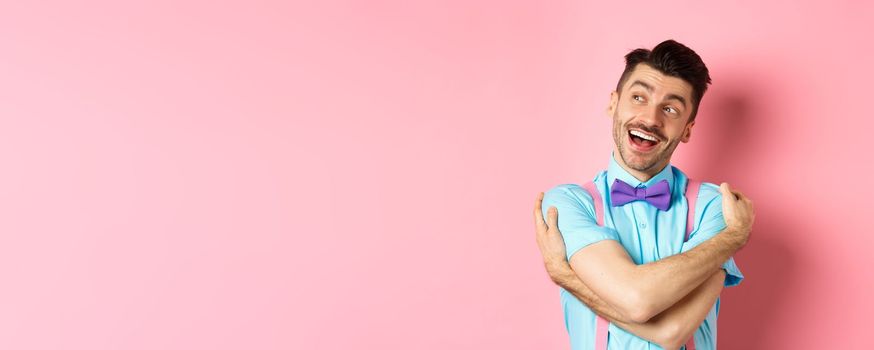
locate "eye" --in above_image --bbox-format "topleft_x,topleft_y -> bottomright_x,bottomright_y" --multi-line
663,106 -> 678,114
632,95 -> 644,102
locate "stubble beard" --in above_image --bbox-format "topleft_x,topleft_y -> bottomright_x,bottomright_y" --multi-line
612,115 -> 681,174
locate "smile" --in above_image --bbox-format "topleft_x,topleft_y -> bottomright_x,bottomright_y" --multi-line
628,129 -> 660,152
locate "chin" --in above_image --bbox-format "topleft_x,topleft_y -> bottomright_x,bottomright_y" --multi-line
621,148 -> 663,171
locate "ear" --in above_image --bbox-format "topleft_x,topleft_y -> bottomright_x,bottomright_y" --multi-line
681,120 -> 695,143
606,91 -> 619,118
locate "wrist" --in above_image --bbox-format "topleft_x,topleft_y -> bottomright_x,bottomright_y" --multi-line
724,226 -> 749,248
545,259 -> 573,283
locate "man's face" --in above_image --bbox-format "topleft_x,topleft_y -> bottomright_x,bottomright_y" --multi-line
608,64 -> 696,176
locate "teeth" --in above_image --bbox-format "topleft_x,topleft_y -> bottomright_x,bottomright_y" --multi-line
630,130 -> 658,142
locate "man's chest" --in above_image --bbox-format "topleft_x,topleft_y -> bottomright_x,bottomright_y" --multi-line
606,202 -> 689,264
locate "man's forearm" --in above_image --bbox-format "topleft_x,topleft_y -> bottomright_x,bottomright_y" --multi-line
624,226 -> 744,318
611,269 -> 726,350
552,263 -> 726,350
549,261 -> 629,323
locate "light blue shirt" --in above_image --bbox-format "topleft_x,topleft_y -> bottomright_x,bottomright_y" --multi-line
542,152 -> 744,350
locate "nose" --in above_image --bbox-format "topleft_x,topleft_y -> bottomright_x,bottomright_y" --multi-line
637,105 -> 664,128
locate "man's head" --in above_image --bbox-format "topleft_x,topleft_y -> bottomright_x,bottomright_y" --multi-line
607,39 -> 712,179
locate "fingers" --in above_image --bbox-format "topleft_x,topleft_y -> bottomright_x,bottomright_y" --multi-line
547,206 -> 558,228
534,192 -> 561,234
719,183 -> 755,218
720,182 -> 737,200
729,188 -> 751,204
721,182 -> 753,202
534,192 -> 548,231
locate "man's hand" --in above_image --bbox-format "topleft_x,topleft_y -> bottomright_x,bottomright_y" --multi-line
533,192 -> 569,281
719,183 -> 755,247
531,191 -> 726,349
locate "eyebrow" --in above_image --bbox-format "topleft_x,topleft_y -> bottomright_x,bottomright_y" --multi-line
628,80 -> 688,108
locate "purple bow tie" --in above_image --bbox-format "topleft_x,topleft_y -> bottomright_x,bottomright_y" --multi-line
610,179 -> 672,211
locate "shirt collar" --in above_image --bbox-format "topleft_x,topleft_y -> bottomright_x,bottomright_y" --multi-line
606,151 -> 674,190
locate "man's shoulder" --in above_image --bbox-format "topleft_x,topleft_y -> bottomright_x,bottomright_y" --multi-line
673,165 -> 724,213
691,181 -> 725,219
696,181 -> 723,203
546,171 -> 608,197
543,181 -> 602,209
545,183 -> 590,200
673,166 -> 722,201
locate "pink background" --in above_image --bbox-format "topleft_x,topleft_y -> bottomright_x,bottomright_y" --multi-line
1,1 -> 872,349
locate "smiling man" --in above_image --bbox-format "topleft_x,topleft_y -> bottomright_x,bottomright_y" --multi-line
533,40 -> 755,350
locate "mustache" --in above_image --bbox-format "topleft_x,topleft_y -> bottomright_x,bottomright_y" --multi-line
625,123 -> 665,141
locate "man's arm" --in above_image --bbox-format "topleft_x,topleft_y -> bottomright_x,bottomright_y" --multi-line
535,183 -> 754,323
566,224 -> 740,323
535,192 -> 729,348
547,258 -> 725,350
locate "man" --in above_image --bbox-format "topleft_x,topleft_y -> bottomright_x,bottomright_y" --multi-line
532,40 -> 755,350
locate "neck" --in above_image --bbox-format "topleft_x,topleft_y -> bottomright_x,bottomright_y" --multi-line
612,149 -> 669,183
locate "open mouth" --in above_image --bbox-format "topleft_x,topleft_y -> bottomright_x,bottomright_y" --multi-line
627,129 -> 660,152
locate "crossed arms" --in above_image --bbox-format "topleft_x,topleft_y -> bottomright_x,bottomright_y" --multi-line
533,183 -> 754,350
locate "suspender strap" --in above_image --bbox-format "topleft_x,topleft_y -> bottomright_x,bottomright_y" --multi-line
685,178 -> 702,242
581,178 -> 701,350
581,181 -> 608,349
683,178 -> 701,350
582,181 -> 604,226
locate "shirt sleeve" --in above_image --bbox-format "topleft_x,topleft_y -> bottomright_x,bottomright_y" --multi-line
680,183 -> 745,287
542,184 -> 621,261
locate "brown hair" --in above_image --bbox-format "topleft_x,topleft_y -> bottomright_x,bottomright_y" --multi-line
615,40 -> 712,122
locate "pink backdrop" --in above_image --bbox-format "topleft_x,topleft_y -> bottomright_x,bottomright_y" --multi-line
1,1 -> 871,349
